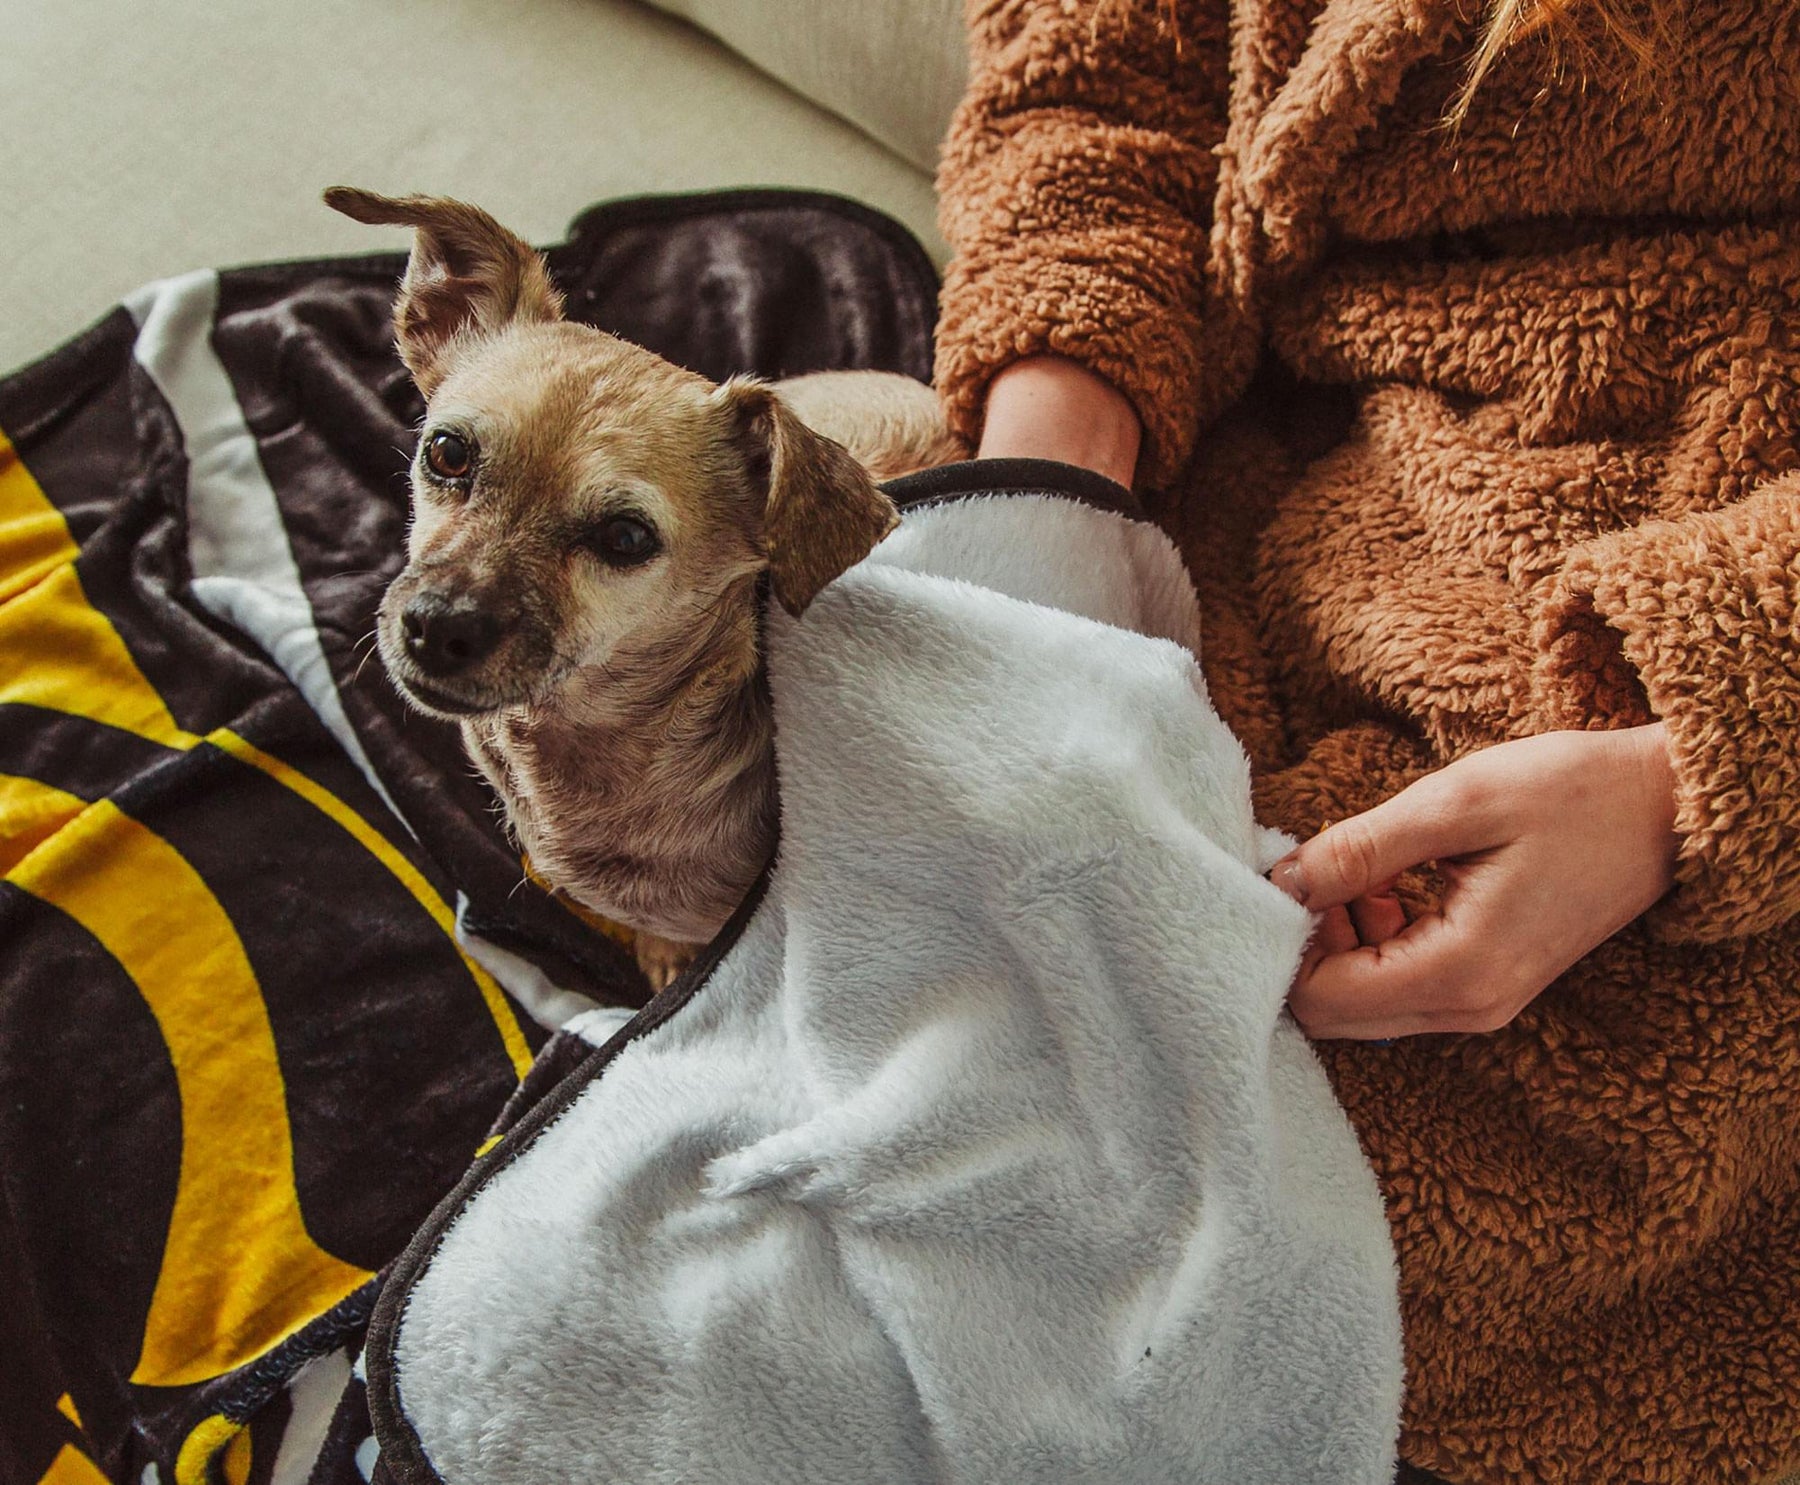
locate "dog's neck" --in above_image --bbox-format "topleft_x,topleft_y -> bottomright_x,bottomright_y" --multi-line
463,574 -> 777,943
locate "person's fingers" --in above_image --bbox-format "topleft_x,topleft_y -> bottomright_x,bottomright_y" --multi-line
1288,910 -> 1458,1039
1348,891 -> 1407,945
1270,768 -> 1504,914
1297,904 -> 1359,976
1288,904 -> 1528,1040
1314,905 -> 1361,957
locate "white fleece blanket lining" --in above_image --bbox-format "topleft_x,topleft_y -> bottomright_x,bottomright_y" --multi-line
385,494 -> 1403,1484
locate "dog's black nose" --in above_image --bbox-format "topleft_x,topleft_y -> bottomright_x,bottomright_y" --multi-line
401,595 -> 502,676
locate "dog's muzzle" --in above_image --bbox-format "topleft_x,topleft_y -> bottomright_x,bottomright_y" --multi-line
400,592 -> 503,678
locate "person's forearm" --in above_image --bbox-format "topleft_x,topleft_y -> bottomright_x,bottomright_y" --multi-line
977,356 -> 1143,491
935,0 -> 1227,487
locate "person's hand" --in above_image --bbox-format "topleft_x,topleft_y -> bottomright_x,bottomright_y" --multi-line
1274,724 -> 1681,1040
978,356 -> 1142,490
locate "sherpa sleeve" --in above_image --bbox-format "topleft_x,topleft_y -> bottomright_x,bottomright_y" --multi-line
1533,476 -> 1800,943
933,0 -> 1235,489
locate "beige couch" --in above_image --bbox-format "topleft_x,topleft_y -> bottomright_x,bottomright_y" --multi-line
1,0 -> 961,376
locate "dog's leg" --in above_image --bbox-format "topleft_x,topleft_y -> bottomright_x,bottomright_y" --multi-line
772,371 -> 968,482
631,930 -> 700,991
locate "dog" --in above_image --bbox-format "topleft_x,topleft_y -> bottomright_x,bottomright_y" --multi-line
326,188 -> 963,985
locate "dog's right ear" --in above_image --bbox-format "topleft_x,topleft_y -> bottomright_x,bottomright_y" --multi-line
324,186 -> 564,397
714,378 -> 900,618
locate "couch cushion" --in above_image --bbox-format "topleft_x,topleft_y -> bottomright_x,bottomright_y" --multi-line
0,0 -> 942,376
643,0 -> 967,174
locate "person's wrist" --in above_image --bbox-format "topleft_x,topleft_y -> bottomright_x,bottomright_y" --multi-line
977,356 -> 1142,490
1630,720 -> 1681,886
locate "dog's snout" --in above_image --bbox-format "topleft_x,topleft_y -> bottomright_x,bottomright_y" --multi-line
401,594 -> 503,676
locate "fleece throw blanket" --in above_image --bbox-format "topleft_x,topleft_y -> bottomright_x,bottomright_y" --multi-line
368,472 -> 1403,1485
0,191 -> 939,1485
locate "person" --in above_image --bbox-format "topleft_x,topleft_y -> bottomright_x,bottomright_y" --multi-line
932,0 -> 1800,1479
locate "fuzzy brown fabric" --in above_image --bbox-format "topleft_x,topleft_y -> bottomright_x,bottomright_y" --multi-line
936,2 -> 1800,1481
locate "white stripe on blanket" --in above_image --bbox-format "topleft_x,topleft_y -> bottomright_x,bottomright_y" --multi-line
124,271 -> 410,832
389,493 -> 1403,1484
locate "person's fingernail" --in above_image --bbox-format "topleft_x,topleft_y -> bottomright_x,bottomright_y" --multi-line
1271,857 -> 1310,907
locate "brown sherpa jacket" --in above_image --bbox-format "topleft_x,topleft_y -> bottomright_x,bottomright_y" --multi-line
935,1 -> 1800,1481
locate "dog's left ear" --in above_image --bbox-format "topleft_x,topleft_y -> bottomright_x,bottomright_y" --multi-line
324,186 -> 564,397
716,379 -> 900,617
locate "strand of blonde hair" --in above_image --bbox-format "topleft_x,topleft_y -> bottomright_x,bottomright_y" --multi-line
1448,0 -> 1679,130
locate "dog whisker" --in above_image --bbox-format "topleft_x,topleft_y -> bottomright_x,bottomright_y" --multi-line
350,629 -> 389,687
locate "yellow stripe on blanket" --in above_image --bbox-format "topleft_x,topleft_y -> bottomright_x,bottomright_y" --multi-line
35,1445 -> 110,1485
3,778 -> 372,1387
0,561 -> 197,749
214,729 -> 532,1079
0,430 -> 80,606
0,428 -> 196,749
175,1415 -> 252,1485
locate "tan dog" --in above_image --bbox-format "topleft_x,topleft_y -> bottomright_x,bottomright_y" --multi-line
326,188 -> 962,984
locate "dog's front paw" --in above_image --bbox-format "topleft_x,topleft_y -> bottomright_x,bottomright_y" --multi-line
631,931 -> 699,990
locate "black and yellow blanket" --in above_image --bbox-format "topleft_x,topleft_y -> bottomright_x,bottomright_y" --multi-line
0,191 -> 939,1485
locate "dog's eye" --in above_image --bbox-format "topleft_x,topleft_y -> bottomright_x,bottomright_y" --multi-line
584,515 -> 661,568
424,430 -> 475,481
